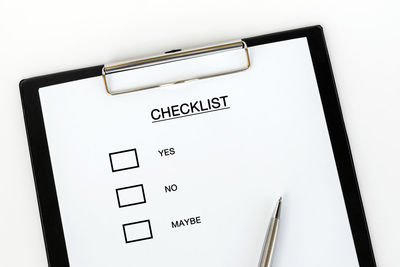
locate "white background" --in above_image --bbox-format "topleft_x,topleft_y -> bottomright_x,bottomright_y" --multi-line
0,0 -> 398,266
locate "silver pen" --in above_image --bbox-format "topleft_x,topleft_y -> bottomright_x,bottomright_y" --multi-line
259,197 -> 282,267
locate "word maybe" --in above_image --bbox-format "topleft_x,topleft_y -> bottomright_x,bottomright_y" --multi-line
171,216 -> 202,228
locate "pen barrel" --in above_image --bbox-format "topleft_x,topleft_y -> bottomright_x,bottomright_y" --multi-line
259,218 -> 279,267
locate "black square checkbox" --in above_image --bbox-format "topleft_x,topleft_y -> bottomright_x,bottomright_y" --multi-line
116,184 -> 146,208
109,148 -> 139,172
123,220 -> 153,243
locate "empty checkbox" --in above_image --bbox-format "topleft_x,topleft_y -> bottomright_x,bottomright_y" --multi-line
109,148 -> 139,172
116,184 -> 146,208
123,220 -> 153,243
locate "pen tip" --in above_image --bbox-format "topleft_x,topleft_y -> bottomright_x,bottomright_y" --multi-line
274,197 -> 282,219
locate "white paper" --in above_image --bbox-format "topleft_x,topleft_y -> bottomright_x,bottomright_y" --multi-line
39,38 -> 359,267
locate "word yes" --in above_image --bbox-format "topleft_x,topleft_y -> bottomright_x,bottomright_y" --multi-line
158,148 -> 175,157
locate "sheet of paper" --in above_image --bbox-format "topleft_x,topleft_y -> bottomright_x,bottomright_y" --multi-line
39,38 -> 359,267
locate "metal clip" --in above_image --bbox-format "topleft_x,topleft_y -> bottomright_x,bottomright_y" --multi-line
102,41 -> 250,95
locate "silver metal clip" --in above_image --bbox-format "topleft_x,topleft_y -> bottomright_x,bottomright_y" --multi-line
102,41 -> 250,95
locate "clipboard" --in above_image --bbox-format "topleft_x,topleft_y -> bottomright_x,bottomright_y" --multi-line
20,26 -> 376,267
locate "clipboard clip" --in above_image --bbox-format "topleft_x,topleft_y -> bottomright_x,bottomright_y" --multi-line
102,41 -> 250,95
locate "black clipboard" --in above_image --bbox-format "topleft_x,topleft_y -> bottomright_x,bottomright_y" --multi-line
20,26 -> 376,267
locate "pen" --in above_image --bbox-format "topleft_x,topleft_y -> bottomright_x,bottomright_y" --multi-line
259,197 -> 282,267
